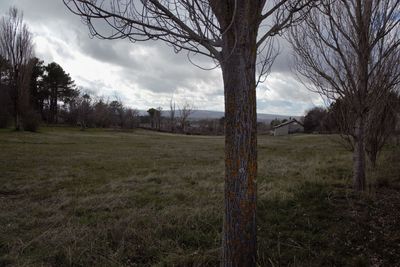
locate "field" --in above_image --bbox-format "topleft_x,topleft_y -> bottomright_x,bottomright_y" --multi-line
0,127 -> 399,266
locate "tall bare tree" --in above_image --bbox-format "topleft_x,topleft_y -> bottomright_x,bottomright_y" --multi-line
178,101 -> 194,132
0,7 -> 34,130
64,0 -> 313,264
290,0 -> 400,191
77,93 -> 92,130
169,98 -> 176,132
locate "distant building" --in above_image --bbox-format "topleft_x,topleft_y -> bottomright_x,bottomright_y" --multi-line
273,119 -> 304,136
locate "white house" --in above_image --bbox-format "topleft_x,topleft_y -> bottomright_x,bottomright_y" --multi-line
273,119 -> 304,136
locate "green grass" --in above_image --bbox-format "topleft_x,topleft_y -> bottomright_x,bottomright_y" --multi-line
0,127 -> 399,266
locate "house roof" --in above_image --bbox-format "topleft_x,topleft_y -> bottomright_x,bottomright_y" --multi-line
273,119 -> 304,129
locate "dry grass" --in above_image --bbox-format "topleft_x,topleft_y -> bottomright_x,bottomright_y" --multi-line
0,127 -> 399,266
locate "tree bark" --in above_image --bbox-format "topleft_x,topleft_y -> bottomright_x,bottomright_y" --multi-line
50,87 -> 58,124
14,111 -> 21,131
353,115 -> 366,191
220,6 -> 258,265
352,0 -> 370,192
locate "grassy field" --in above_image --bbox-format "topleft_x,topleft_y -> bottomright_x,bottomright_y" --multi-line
0,127 -> 399,266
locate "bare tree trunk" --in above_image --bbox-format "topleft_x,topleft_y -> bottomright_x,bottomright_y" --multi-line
51,88 -> 58,124
221,12 -> 258,265
13,88 -> 19,131
15,111 -> 21,130
170,99 -> 175,132
12,71 -> 22,131
352,0 -> 370,192
369,152 -> 377,169
353,115 -> 366,191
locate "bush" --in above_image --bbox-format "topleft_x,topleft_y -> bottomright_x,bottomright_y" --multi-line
303,107 -> 327,133
22,110 -> 40,132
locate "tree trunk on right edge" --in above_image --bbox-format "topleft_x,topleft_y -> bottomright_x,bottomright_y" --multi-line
353,115 -> 366,191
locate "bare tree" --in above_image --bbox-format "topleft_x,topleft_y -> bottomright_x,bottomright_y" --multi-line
63,0 -> 313,264
169,98 -> 176,132
156,106 -> 163,130
123,107 -> 140,129
0,7 -> 34,130
178,101 -> 194,132
77,93 -> 92,130
146,107 -> 155,128
290,0 -> 400,191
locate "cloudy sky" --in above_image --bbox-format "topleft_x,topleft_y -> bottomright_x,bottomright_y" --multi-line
0,0 -> 324,116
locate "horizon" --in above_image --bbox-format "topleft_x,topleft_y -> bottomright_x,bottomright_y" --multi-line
137,109 -> 304,119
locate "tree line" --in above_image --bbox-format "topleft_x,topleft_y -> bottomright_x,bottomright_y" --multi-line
0,7 -> 143,132
1,51 -> 142,131
144,105 -> 225,135
0,7 -> 222,134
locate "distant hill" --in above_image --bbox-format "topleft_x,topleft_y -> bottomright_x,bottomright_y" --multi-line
139,109 -> 300,123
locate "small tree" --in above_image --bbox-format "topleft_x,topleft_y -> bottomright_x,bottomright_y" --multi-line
147,108 -> 156,129
77,93 -> 92,130
178,101 -> 194,133
155,106 -> 162,130
123,108 -> 140,129
93,99 -> 112,128
109,100 -> 124,128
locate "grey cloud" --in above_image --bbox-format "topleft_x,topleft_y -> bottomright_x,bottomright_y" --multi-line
115,43 -> 222,94
0,0 -> 316,115
257,99 -> 310,116
270,37 -> 294,74
1,0 -> 78,25
78,38 -> 137,68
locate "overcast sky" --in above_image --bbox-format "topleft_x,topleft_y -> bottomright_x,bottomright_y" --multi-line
1,0 -> 325,116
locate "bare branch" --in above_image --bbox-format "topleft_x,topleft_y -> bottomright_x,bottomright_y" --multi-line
63,0 -> 221,59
